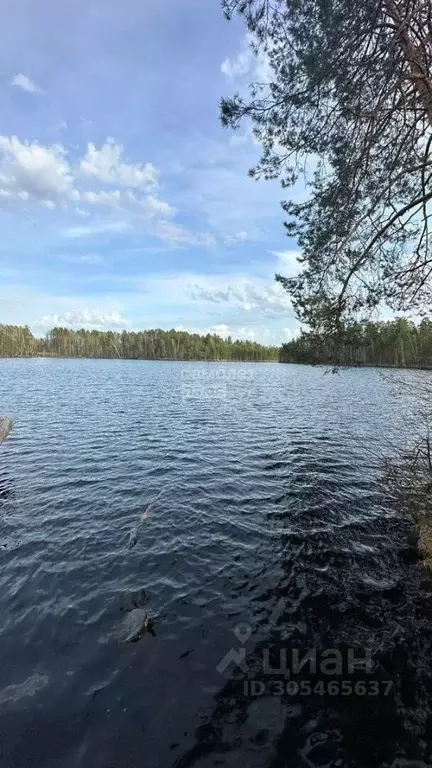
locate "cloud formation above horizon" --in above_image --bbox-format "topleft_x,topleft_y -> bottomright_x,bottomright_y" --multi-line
0,0 -> 301,344
0,134 -> 210,246
10,73 -> 43,94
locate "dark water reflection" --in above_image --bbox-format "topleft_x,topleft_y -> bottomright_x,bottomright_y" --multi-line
0,359 -> 432,768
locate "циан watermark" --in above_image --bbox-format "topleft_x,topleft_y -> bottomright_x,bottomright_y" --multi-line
242,678 -> 393,697
216,623 -> 393,698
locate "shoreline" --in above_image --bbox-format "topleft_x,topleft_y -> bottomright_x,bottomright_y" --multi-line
0,355 -> 279,363
280,360 -> 432,372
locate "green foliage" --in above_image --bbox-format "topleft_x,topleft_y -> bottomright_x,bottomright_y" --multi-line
221,0 -> 432,333
0,325 -> 279,362
280,317 -> 432,368
0,325 -> 38,357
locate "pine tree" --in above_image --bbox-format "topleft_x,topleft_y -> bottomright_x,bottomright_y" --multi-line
221,0 -> 432,333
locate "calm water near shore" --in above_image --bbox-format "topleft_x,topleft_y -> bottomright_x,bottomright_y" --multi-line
1,358 -> 432,768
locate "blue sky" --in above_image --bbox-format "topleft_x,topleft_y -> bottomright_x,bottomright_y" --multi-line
0,0 -> 302,344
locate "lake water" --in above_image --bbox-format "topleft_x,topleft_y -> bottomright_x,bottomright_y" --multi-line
1,359 -> 432,768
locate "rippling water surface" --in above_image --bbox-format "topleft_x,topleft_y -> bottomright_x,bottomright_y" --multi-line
1,359 -> 432,768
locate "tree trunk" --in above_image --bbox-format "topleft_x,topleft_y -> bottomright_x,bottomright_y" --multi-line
385,0 -> 432,127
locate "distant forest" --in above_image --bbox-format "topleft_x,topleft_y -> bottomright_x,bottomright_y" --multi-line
4,319 -> 432,367
0,324 -> 279,362
280,318 -> 432,368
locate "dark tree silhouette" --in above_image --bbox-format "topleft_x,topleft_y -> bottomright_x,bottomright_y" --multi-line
280,316 -> 432,367
221,0 -> 432,333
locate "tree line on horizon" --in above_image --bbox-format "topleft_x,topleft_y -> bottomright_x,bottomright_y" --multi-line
280,318 -> 432,368
0,324 -> 279,362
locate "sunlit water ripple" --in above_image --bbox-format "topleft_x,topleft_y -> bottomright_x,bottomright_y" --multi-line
1,359 -> 432,768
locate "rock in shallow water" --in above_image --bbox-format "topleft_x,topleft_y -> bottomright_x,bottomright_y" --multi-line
113,609 -> 154,643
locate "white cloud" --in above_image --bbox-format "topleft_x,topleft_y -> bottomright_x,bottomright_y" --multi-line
271,250 -> 302,276
174,322 -> 278,343
10,74 -> 43,95
80,138 -> 158,188
211,323 -> 231,335
189,280 -> 292,317
155,221 -> 215,247
207,323 -> 295,345
221,36 -> 254,78
0,272 -> 293,344
135,193 -> 176,218
76,188 -> 177,220
210,323 -> 257,340
75,207 -> 90,217
37,309 -> 128,330
62,221 -> 130,238
221,34 -> 271,82
0,135 -> 73,204
229,130 -> 253,147
283,327 -> 301,341
225,231 -> 248,245
80,189 -> 123,207
0,133 -> 217,249
64,198 -> 202,245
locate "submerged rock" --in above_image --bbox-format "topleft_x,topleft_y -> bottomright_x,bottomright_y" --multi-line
106,588 -> 154,644
0,416 -> 13,444
116,609 -> 154,643
121,588 -> 147,612
127,503 -> 153,550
